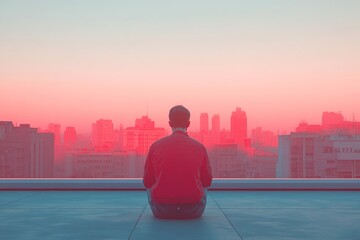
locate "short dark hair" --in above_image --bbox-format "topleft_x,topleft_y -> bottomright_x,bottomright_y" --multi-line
169,105 -> 190,128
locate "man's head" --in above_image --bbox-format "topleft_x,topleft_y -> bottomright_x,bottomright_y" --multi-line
169,105 -> 190,129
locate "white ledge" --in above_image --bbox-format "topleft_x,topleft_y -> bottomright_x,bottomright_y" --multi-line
0,178 -> 359,190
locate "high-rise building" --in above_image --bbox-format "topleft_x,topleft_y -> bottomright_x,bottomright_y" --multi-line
113,124 -> 124,150
251,127 -> 277,147
208,144 -> 245,177
47,123 -> 61,148
230,107 -> 247,146
277,132 -> 360,178
295,122 -> 322,133
92,119 -> 114,151
322,112 -> 344,130
46,123 -> 61,160
200,113 -> 209,134
124,116 -> 166,154
0,121 -> 54,178
212,114 -> 220,134
321,111 -> 360,135
64,127 -> 77,150
135,116 -> 155,129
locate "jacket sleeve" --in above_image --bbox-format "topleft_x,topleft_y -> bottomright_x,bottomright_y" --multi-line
143,145 -> 156,189
200,148 -> 213,188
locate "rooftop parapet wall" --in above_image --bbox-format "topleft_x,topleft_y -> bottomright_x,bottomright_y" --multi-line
0,178 -> 359,190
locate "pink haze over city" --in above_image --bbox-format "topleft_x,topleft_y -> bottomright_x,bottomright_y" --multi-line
1,1 -> 359,134
2,3 -> 360,237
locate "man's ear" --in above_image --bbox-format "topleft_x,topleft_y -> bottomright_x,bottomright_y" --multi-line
169,121 -> 173,128
186,121 -> 190,128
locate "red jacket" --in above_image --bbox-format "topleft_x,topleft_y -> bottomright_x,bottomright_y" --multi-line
143,131 -> 212,204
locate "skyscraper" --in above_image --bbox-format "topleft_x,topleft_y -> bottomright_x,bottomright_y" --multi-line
64,126 -> 77,150
0,121 -> 54,178
322,112 -> 344,129
92,119 -> 114,151
212,114 -> 220,134
45,123 -> 61,160
230,107 -> 247,146
47,123 -> 61,148
124,116 -> 166,154
200,113 -> 209,134
277,132 -> 360,178
251,127 -> 277,147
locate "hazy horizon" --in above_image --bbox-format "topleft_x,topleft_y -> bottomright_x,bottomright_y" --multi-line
1,1 -> 359,133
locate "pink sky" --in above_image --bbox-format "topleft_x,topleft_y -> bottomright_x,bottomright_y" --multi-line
1,1 -> 359,133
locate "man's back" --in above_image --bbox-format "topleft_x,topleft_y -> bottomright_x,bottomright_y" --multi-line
143,105 -> 212,219
144,130 -> 212,204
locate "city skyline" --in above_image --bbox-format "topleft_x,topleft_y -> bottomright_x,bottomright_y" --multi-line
0,108 -> 357,135
1,1 -> 359,134
2,108 -> 359,178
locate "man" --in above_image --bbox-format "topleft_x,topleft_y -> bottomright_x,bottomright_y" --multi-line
143,105 -> 213,219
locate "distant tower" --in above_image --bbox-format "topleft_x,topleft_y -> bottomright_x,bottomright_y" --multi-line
0,121 -> 54,178
322,112 -> 344,131
64,127 -> 76,150
47,123 -> 61,160
92,119 -> 114,151
230,107 -> 247,145
135,116 -> 155,129
124,116 -> 166,154
47,123 -> 61,148
118,124 -> 124,149
200,113 -> 209,134
212,114 -> 220,134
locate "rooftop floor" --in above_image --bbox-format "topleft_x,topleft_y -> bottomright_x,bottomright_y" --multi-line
0,190 -> 359,240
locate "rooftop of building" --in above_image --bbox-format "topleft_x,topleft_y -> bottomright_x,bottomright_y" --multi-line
0,179 -> 359,240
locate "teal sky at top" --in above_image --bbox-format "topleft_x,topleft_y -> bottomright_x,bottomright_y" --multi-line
2,0 -> 359,63
0,1 -> 359,132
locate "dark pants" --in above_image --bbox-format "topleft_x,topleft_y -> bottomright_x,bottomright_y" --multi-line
147,190 -> 207,219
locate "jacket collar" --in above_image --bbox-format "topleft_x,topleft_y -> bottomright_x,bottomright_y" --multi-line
172,130 -> 188,136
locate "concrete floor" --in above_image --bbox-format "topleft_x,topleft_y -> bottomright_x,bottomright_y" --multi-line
0,190 -> 359,240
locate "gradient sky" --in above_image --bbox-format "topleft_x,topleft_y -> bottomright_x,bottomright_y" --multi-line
1,0 -> 359,133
